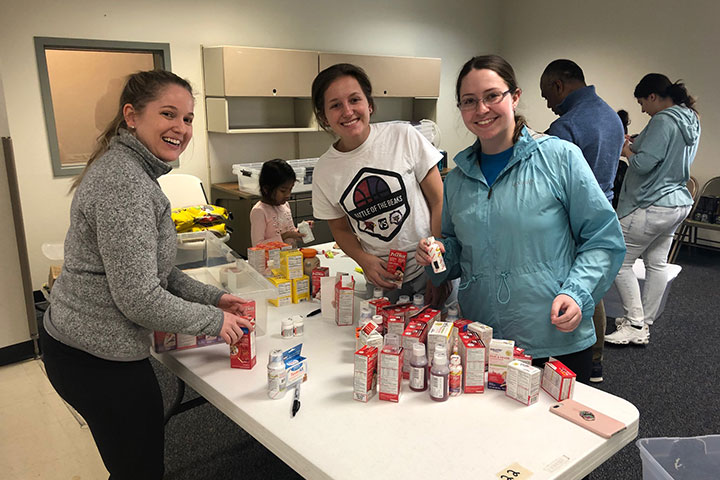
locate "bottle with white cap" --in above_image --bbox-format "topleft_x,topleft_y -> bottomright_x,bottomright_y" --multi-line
372,314 -> 384,335
398,294 -> 410,305
359,306 -> 373,326
429,348 -> 450,402
267,349 -> 287,399
281,318 -> 294,338
409,343 -> 429,392
413,293 -> 424,309
446,305 -> 459,323
373,287 -> 383,299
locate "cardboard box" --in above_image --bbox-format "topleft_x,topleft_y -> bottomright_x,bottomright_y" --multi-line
311,266 -> 329,299
488,339 -> 515,391
401,320 -> 428,377
280,249 -> 304,279
385,315 -> 405,337
542,358 -> 576,401
458,331 -> 485,393
467,322 -> 493,368
387,249 -> 407,288
378,344 -> 403,402
230,327 -> 256,369
427,321 -> 454,363
268,277 -> 291,307
291,275 -> 310,303
354,345 -> 378,402
506,360 -> 541,405
283,344 -> 308,386
334,273 -> 355,326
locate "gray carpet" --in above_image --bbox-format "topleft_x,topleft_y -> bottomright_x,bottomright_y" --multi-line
152,246 -> 720,479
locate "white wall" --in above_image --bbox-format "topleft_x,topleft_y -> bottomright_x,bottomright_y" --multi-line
0,0 -> 501,292
500,0 -> 717,190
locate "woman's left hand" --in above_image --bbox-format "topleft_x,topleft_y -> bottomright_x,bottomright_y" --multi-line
218,293 -> 252,316
550,294 -> 582,332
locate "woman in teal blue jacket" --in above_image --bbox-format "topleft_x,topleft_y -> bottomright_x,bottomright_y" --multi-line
417,55 -> 625,382
605,74 -> 699,346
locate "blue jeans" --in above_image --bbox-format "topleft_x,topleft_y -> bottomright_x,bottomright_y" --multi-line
614,205 -> 691,326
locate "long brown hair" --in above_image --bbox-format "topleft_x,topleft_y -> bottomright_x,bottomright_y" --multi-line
71,70 -> 193,191
456,55 -> 527,143
310,63 -> 375,133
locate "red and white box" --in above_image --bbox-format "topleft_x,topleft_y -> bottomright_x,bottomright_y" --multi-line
368,297 -> 391,316
354,345 -> 378,402
387,249 -> 407,288
467,322 -> 493,368
505,360 -> 541,405
385,314 -> 405,337
488,338 -> 515,391
401,320 -> 428,378
230,326 -> 256,369
458,331 -> 485,393
358,321 -> 383,349
542,358 -> 576,401
334,273 -> 355,326
378,344 -> 403,402
311,266 -> 329,299
452,318 -> 474,346
513,346 -> 532,366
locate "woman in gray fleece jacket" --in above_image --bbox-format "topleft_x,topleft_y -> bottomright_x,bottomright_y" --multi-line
40,70 -> 253,479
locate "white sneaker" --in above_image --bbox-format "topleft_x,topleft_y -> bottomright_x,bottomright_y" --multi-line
614,317 -> 625,327
605,323 -> 650,345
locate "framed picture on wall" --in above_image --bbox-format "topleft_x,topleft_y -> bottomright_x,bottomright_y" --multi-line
34,37 -> 172,177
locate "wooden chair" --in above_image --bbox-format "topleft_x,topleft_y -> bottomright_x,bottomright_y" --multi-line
668,176 -> 720,262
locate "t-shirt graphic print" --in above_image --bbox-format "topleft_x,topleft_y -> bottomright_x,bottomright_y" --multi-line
340,167 -> 409,242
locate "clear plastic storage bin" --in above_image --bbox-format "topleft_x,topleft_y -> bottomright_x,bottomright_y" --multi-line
637,435 -> 720,479
180,231 -> 276,336
232,158 -> 317,195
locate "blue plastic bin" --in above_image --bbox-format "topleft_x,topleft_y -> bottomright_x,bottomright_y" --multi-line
637,435 -> 720,479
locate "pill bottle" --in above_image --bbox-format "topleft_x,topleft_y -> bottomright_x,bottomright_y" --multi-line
446,305 -> 459,324
281,318 -> 294,338
413,293 -> 424,308
373,287 -> 383,299
409,343 -> 429,392
301,248 -> 320,277
372,314 -> 384,335
293,317 -> 304,337
449,354 -> 462,396
297,221 -> 315,244
267,349 -> 287,399
429,349 -> 450,402
398,294 -> 410,305
359,306 -> 373,326
427,236 -> 447,273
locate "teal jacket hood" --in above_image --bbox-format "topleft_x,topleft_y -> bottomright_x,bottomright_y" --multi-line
655,105 -> 700,147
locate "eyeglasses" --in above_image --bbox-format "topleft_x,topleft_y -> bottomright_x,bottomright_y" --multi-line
458,89 -> 513,111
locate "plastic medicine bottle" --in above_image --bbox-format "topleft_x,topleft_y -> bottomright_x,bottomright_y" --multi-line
449,354 -> 462,396
301,248 -> 320,277
429,349 -> 450,402
413,293 -> 424,309
267,349 -> 287,399
409,343 -> 429,392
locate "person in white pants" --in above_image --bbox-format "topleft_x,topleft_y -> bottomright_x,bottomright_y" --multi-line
606,73 -> 700,345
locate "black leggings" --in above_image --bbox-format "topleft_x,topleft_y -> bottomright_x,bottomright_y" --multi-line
532,346 -> 593,385
40,322 -> 165,480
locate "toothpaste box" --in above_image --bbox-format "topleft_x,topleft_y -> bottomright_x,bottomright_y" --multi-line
354,345 -> 378,402
311,266 -> 329,299
458,331 -> 485,393
488,339 -> 515,391
401,320 -> 428,377
334,273 -> 355,326
467,322 -> 493,369
230,326 -> 256,369
280,249 -> 304,280
505,360 -> 541,405
427,321 -> 454,363
542,358 -> 576,401
378,344 -> 403,402
283,344 -> 308,386
387,249 -> 407,288
291,275 -> 310,303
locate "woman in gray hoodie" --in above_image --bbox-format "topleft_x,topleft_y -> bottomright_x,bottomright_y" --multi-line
40,70 -> 253,479
606,74 -> 700,346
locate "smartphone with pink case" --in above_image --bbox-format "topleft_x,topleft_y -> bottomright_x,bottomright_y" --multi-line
549,399 -> 626,438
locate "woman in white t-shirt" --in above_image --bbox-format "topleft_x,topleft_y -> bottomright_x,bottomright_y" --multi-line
310,63 -> 446,303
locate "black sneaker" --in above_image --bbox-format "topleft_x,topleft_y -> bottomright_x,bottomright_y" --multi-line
590,362 -> 603,383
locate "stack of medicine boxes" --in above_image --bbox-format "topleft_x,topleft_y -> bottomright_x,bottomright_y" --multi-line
248,242 -> 309,306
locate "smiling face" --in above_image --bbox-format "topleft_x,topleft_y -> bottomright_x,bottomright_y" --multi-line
123,84 -> 194,162
459,68 -> 520,154
322,75 -> 373,152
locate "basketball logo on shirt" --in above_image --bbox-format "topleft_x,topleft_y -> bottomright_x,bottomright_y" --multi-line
339,167 -> 409,242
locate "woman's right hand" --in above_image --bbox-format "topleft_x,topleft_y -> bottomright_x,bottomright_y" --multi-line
415,237 -> 444,267
220,312 -> 254,345
357,253 -> 397,289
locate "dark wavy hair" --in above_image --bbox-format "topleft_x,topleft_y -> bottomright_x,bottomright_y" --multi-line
71,70 -> 193,191
634,73 -> 697,113
456,54 -> 526,143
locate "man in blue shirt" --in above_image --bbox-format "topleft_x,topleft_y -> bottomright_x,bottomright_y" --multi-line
541,59 -> 625,383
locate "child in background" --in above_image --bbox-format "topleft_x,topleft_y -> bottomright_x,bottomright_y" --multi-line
250,158 -> 310,247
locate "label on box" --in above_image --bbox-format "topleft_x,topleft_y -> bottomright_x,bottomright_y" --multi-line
488,339 -> 514,390
541,359 -> 576,401
311,267 -> 329,298
335,273 -> 355,326
230,326 -> 256,369
378,345 -> 403,402
506,360 -> 541,405
387,249 -> 407,288
354,345 -> 378,402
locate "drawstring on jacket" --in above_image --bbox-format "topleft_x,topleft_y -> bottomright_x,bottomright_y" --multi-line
496,271 -> 511,304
